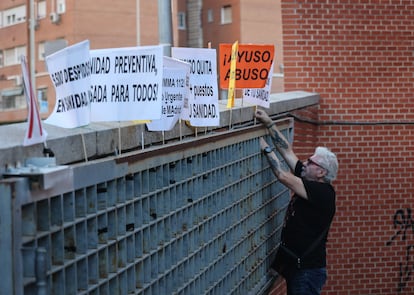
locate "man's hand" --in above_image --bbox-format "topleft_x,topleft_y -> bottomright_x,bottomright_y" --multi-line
256,110 -> 299,171
255,109 -> 272,126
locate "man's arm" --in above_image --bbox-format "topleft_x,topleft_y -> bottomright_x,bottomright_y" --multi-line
259,137 -> 308,199
255,110 -> 298,171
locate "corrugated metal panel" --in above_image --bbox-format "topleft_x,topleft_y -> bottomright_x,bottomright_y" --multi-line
1,119 -> 293,295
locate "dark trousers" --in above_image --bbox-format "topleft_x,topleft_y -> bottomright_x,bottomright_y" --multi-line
286,268 -> 327,295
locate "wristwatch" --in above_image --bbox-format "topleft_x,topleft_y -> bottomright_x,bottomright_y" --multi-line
263,146 -> 272,154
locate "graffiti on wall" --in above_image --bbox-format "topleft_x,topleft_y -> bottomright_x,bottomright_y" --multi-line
386,208 -> 414,293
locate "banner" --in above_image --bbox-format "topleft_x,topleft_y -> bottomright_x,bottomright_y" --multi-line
45,40 -> 91,128
219,44 -> 274,89
146,57 -> 190,131
21,55 -> 48,146
242,60 -> 274,108
90,45 -> 163,122
172,47 -> 220,127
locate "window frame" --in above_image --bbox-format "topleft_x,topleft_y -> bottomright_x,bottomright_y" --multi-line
177,11 -> 186,30
221,5 -> 232,25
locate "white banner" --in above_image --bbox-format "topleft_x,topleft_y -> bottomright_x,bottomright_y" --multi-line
45,40 -> 91,128
242,61 -> 274,108
90,45 -> 163,122
172,47 -> 220,127
146,57 -> 190,131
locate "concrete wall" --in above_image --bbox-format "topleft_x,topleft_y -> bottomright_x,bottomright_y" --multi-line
0,91 -> 318,174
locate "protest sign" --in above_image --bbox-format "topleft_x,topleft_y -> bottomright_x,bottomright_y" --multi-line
146,57 -> 190,131
90,45 -> 163,122
172,47 -> 220,127
45,40 -> 91,128
242,60 -> 274,108
219,44 -> 274,89
21,55 -> 48,145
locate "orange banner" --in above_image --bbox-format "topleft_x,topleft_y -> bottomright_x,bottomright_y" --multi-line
219,44 -> 274,89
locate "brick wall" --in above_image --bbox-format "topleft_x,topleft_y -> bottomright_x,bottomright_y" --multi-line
274,1 -> 414,294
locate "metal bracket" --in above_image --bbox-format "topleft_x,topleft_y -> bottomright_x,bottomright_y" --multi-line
3,157 -> 68,190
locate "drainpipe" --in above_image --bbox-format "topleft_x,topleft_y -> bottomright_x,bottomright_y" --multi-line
158,0 -> 173,56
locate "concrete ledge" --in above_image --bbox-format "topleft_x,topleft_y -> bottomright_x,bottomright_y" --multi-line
0,91 -> 319,171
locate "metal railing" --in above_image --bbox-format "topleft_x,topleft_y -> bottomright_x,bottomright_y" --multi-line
1,119 -> 293,295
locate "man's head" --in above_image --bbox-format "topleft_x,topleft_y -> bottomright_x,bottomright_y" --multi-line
302,147 -> 338,183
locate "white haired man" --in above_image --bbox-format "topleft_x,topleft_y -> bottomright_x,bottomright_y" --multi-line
255,109 -> 338,295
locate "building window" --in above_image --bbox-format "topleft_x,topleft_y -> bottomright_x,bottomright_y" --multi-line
4,46 -> 27,66
1,88 -> 25,110
3,46 -> 26,66
4,49 -> 14,66
177,12 -> 186,30
3,5 -> 26,26
0,50 -> 3,67
7,15 -> 16,25
38,42 -> 45,61
1,96 -> 16,109
221,5 -> 232,24
207,9 -> 214,23
37,87 -> 48,113
37,1 -> 47,19
16,46 -> 27,62
57,0 -> 66,14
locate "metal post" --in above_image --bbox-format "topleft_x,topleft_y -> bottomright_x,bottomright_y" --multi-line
158,0 -> 173,56
29,0 -> 36,96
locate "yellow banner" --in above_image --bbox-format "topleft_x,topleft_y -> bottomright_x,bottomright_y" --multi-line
227,41 -> 238,108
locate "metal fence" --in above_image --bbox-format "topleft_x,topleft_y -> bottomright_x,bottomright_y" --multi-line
0,119 -> 293,295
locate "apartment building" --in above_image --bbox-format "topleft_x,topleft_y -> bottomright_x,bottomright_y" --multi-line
0,0 -> 282,123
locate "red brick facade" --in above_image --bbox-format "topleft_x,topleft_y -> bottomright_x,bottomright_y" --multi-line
272,1 -> 414,294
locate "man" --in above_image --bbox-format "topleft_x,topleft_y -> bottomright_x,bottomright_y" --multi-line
255,109 -> 338,295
